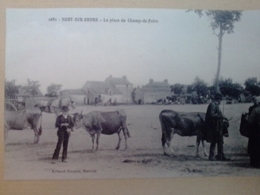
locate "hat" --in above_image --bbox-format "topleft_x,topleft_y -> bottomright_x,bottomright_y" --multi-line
61,106 -> 69,112
214,93 -> 222,100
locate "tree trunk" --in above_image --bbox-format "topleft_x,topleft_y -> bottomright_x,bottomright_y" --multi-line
215,26 -> 224,93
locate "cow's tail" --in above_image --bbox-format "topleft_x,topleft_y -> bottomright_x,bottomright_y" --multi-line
39,125 -> 42,136
197,113 -> 206,141
159,113 -> 166,147
159,111 -> 173,156
125,126 -> 130,138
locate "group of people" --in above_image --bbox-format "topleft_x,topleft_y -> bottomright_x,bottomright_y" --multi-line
205,93 -> 260,167
50,94 -> 260,168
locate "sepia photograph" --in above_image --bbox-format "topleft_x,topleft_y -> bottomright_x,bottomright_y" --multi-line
4,8 -> 260,181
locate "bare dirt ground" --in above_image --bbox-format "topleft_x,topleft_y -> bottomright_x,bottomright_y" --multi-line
4,103 -> 260,180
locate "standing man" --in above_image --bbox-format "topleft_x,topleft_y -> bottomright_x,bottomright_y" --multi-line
248,96 -> 260,168
51,106 -> 74,164
205,93 -> 230,161
247,96 -> 257,154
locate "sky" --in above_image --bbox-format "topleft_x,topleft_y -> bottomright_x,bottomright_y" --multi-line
5,8 -> 260,94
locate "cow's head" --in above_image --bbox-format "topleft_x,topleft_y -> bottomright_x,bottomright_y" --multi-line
223,118 -> 229,137
72,111 -> 83,130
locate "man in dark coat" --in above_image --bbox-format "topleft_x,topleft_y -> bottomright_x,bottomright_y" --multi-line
247,96 -> 258,154
205,93 -> 229,161
51,106 -> 74,164
248,96 -> 260,168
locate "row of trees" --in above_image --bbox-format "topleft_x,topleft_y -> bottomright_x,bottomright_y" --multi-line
170,77 -> 260,100
5,79 -> 62,99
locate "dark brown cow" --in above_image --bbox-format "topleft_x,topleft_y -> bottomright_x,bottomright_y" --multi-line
73,109 -> 130,151
159,109 -> 207,157
5,110 -> 42,145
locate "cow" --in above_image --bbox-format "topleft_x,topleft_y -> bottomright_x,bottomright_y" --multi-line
5,110 -> 42,145
159,109 -> 208,157
72,109 -> 130,152
34,97 -> 76,116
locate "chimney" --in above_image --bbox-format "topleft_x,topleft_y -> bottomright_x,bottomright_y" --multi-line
149,79 -> 154,84
123,76 -> 127,80
164,79 -> 168,84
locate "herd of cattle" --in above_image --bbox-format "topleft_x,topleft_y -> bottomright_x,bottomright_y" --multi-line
4,98 -> 249,157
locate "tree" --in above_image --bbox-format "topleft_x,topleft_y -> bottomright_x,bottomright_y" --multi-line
219,78 -> 244,99
193,10 -> 242,92
46,83 -> 62,97
24,79 -> 41,97
244,77 -> 260,96
5,79 -> 20,99
190,77 -> 208,97
170,83 -> 184,95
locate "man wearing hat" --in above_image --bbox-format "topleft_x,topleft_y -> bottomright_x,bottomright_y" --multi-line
51,106 -> 74,164
248,96 -> 260,168
205,93 -> 229,161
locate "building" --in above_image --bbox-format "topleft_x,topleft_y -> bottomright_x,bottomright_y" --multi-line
105,75 -> 133,104
82,81 -> 123,105
137,79 -> 172,104
59,89 -> 86,106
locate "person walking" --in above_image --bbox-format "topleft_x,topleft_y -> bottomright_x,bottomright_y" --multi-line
51,106 -> 74,164
205,93 -> 230,161
248,96 -> 260,168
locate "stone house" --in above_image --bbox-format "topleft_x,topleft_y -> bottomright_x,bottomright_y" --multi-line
105,75 -> 133,104
135,79 -> 172,104
82,81 -> 123,105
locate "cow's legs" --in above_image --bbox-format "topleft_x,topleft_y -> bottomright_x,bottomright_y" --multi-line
33,128 -> 40,144
161,132 -> 166,148
196,136 -> 208,157
91,134 -> 95,151
196,136 -> 201,157
116,131 -> 122,150
164,136 -> 173,156
160,123 -> 173,156
201,140 -> 208,156
95,132 -> 101,151
163,130 -> 173,156
122,128 -> 128,150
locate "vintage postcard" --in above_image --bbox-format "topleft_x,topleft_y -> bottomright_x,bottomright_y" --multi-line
4,8 -> 260,180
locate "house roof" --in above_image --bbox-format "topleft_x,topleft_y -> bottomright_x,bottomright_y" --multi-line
82,81 -> 122,95
60,89 -> 86,95
144,80 -> 170,88
105,75 -> 132,85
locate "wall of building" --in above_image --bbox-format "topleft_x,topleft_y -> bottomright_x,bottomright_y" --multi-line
143,92 -> 171,103
115,84 -> 133,104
